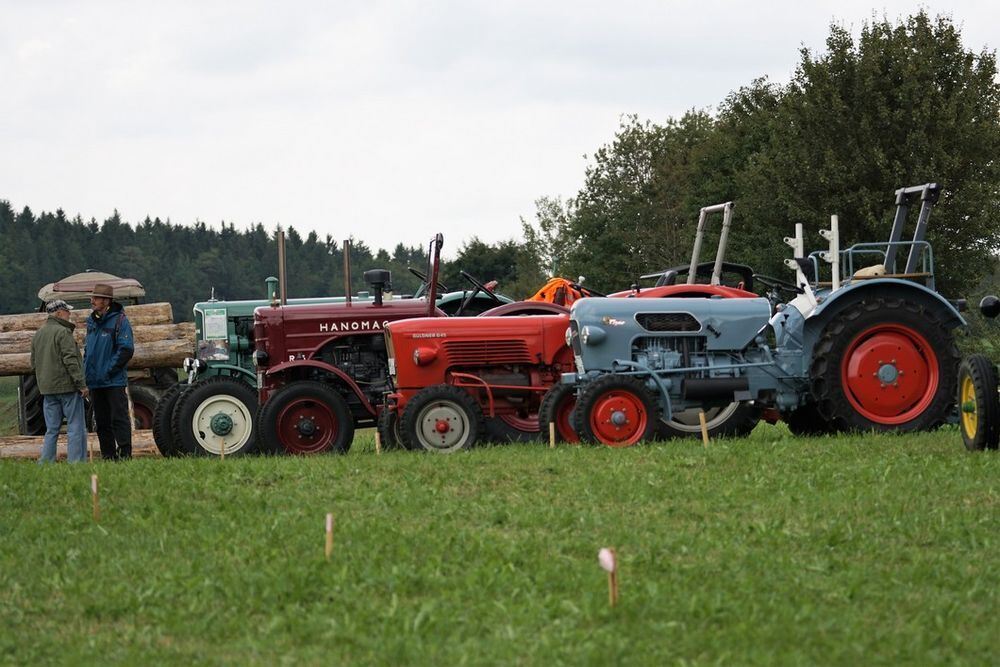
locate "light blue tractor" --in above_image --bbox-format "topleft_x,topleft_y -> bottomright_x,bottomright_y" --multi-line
563,184 -> 966,445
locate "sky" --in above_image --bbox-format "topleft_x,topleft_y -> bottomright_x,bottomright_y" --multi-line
1,1 -> 996,257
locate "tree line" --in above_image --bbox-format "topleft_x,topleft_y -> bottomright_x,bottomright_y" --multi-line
1,11 -> 998,324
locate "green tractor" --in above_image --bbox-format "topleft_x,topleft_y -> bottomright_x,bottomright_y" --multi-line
154,238 -> 513,457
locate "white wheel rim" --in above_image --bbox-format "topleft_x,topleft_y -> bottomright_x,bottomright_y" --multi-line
664,402 -> 740,433
190,394 -> 254,455
415,400 -> 470,452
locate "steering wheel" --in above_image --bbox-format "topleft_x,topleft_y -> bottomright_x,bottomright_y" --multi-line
570,282 -> 606,297
752,274 -> 803,296
408,267 -> 448,297
456,270 -> 503,316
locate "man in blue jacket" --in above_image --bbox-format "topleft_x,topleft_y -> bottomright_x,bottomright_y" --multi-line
85,283 -> 135,460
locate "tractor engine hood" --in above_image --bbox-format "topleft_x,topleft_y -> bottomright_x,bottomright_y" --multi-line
569,296 -> 772,353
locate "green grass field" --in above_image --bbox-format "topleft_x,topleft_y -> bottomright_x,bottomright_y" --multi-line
1,425 -> 996,665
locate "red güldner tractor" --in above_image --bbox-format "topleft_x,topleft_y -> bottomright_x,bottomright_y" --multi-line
383,202 -> 765,451
251,234 -> 516,454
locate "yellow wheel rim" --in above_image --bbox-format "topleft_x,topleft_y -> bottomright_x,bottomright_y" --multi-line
960,375 -> 978,439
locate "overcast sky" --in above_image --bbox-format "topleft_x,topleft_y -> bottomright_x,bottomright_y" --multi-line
1,1 -> 995,257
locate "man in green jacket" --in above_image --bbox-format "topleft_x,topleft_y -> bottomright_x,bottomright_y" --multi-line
30,300 -> 89,463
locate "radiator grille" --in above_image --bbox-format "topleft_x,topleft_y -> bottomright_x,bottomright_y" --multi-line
635,312 -> 701,332
442,340 -> 533,365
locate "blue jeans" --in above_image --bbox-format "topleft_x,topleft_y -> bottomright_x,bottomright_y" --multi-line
39,392 -> 87,464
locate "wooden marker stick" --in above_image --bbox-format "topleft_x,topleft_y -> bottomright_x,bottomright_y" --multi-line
549,422 -> 556,449
325,513 -> 335,560
91,474 -> 100,522
374,431 -> 382,455
598,547 -> 618,607
698,410 -> 710,446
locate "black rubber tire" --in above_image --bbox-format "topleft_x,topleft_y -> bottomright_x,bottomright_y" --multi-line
152,382 -> 187,457
128,384 -> 161,430
256,381 -> 354,455
958,354 -> 1000,451
573,375 -> 660,447
400,385 -> 484,453
657,402 -> 760,440
782,402 -> 834,436
482,414 -> 540,444
172,377 -> 259,457
17,375 -> 45,436
810,296 -> 960,433
376,407 -> 404,451
538,383 -> 580,443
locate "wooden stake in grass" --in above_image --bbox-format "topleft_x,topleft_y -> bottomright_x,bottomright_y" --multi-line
549,422 -> 556,449
91,474 -> 100,522
598,547 -> 618,606
325,513 -> 335,560
374,430 -> 382,455
698,410 -> 710,447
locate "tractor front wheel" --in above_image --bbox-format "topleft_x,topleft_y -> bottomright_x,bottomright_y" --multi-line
400,385 -> 483,453
172,377 -> 259,456
657,402 -> 759,440
152,382 -> 186,457
811,297 -> 958,432
483,413 -> 540,443
376,407 -> 403,451
573,375 -> 659,447
257,381 -> 354,455
958,355 -> 999,451
539,383 -> 580,443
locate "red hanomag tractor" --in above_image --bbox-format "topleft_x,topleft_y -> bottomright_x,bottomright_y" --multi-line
383,202 -> 765,451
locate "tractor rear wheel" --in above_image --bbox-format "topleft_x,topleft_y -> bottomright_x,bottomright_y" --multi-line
483,413 -> 540,443
172,377 -> 259,456
782,403 -> 833,436
573,375 -> 659,447
539,383 -> 580,443
128,385 -> 160,430
958,355 -> 999,451
400,385 -> 483,453
257,381 -> 354,455
811,297 -> 959,432
17,375 -> 45,436
376,407 -> 403,450
657,402 -> 759,440
152,382 -> 186,457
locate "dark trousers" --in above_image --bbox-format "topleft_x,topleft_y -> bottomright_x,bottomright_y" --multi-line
91,386 -> 132,460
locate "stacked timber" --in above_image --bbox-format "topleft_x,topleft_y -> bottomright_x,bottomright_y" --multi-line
0,303 -> 195,376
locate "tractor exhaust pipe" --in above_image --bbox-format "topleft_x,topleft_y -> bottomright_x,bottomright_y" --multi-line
343,239 -> 352,306
681,377 -> 750,401
277,231 -> 288,306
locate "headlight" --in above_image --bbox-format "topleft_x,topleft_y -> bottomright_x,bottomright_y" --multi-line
580,325 -> 606,345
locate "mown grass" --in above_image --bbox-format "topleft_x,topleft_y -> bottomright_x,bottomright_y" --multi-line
1,425 -> 997,665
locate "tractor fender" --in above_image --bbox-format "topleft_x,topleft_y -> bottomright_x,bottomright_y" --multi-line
802,279 -> 965,356
264,359 -> 377,417
201,363 -> 256,385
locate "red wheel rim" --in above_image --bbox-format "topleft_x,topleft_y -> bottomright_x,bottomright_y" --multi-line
133,403 -> 153,430
840,324 -> 939,425
589,389 -> 648,447
498,413 -> 540,433
555,393 -> 580,444
276,397 -> 338,454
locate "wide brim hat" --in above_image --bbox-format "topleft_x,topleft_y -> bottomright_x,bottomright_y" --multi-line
87,283 -> 115,299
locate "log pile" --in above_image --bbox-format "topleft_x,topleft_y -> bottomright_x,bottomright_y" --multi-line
0,431 -> 160,459
0,303 -> 195,376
